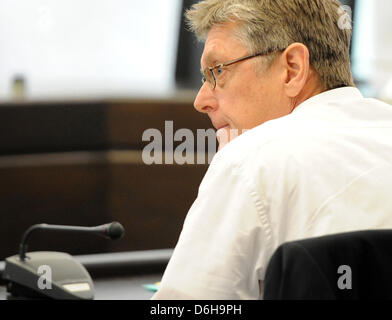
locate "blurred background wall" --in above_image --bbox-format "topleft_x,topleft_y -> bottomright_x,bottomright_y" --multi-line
0,0 -> 183,100
350,0 -> 392,101
0,0 -> 391,259
1,0 -> 392,101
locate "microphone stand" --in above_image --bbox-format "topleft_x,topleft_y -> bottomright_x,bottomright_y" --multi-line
19,224 -> 97,261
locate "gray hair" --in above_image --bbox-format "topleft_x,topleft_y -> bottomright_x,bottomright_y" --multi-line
186,0 -> 355,90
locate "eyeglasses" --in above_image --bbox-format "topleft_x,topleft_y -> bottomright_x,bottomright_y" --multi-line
201,48 -> 283,90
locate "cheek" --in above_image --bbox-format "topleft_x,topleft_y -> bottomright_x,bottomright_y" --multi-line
216,75 -> 268,128
217,92 -> 244,124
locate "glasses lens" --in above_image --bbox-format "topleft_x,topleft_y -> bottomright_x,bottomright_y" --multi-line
202,68 -> 216,89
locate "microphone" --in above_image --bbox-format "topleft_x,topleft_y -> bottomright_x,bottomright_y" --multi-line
19,222 -> 125,261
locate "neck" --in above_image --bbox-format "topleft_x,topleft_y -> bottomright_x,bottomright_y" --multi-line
290,71 -> 325,111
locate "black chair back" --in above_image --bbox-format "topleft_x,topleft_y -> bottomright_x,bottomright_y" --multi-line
264,230 -> 392,299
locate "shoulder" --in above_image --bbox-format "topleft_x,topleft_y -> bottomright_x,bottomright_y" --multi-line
210,91 -> 392,174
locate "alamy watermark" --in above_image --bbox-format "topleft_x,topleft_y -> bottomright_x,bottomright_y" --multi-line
37,264 -> 52,290
142,121 -> 243,165
337,5 -> 353,30
337,264 -> 352,290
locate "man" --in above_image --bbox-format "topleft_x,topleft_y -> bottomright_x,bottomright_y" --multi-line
153,0 -> 392,299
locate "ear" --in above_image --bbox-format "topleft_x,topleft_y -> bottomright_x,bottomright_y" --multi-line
280,43 -> 310,98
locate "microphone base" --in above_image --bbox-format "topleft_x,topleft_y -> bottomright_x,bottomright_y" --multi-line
2,251 -> 94,300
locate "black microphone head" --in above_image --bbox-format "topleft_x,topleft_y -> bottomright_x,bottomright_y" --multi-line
105,222 -> 125,240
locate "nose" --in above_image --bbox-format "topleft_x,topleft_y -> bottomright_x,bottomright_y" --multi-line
193,83 -> 217,114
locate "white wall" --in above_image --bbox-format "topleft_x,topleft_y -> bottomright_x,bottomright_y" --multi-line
0,0 -> 182,101
352,0 -> 392,99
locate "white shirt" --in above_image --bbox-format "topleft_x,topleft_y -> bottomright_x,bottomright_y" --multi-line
152,87 -> 392,300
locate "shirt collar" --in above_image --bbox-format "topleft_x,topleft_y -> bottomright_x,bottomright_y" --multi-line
293,86 -> 363,113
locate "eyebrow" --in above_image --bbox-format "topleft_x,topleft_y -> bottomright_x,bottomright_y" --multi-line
201,52 -> 221,69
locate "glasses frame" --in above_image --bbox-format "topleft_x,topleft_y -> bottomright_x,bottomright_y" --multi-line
201,48 -> 284,90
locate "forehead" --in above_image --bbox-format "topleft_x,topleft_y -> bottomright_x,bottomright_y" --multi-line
200,22 -> 248,67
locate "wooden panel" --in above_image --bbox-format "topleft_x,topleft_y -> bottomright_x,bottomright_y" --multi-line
0,98 -> 213,154
0,159 -> 110,260
0,152 -> 208,260
106,162 -> 208,252
0,99 -> 212,260
0,102 -> 108,155
107,101 -> 213,149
